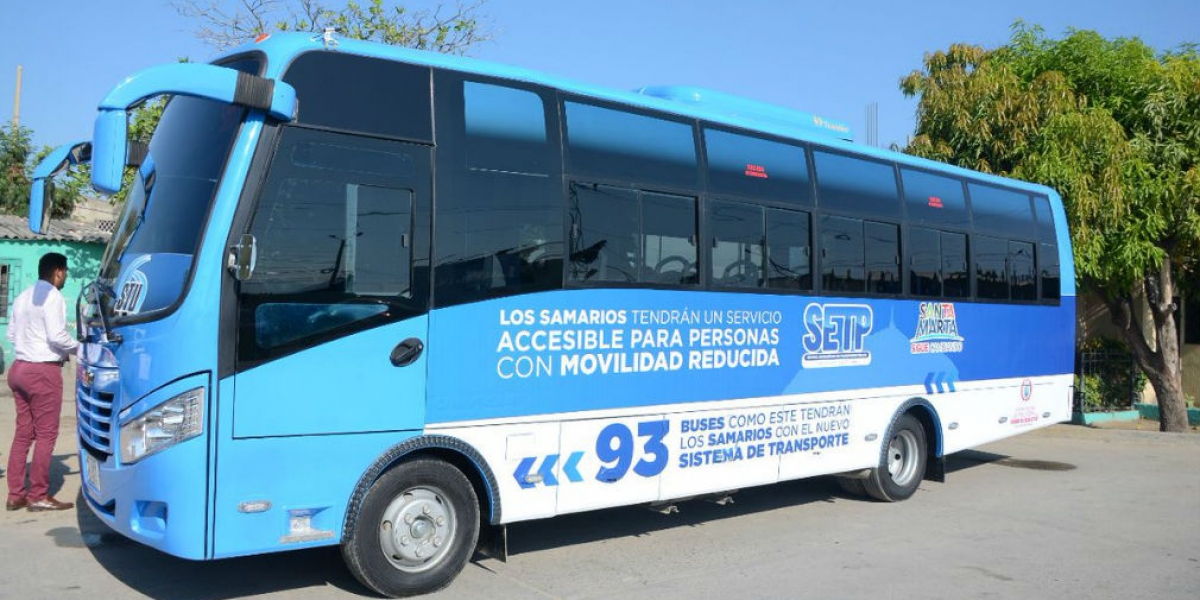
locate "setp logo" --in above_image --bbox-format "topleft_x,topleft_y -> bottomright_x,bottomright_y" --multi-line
801,303 -> 873,369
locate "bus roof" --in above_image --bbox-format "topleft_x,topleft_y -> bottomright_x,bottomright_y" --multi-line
221,33 -> 1060,201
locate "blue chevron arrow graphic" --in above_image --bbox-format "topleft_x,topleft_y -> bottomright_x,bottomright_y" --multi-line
924,372 -> 936,395
935,372 -> 947,393
946,376 -> 957,393
563,451 -> 584,483
513,457 -> 537,489
537,454 -> 559,487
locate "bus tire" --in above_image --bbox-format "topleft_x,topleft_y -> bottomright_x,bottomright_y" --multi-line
342,458 -> 480,598
835,476 -> 867,497
863,413 -> 927,502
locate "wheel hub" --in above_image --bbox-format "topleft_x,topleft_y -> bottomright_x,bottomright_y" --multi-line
379,488 -> 455,572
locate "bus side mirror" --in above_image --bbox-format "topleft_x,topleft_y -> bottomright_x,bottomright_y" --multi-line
228,234 -> 258,281
92,109 -> 128,194
30,178 -> 54,234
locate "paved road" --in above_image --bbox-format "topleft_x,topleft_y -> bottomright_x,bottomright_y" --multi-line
2,373 -> 1198,599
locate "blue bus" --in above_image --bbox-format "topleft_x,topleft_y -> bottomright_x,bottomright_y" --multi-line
30,32 -> 1074,597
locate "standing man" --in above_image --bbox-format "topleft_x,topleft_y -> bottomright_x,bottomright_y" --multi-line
6,252 -> 78,512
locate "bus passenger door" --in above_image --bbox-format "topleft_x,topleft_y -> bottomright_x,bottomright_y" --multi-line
215,128 -> 433,557
230,128 -> 433,438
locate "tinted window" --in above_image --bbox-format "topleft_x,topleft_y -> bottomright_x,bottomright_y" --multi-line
569,183 -> 638,283
910,228 -> 969,298
975,235 -> 1009,300
969,183 -> 1034,239
902,168 -> 968,226
821,215 -> 864,293
240,128 -> 424,364
813,151 -> 901,217
1040,242 -> 1060,301
464,82 -> 548,175
710,201 -> 764,288
1010,240 -> 1036,301
283,52 -> 431,141
705,128 -> 812,205
909,227 -> 940,297
942,232 -> 969,298
865,222 -> 900,295
1033,195 -> 1057,244
765,208 -> 812,290
566,101 -> 698,187
644,193 -> 699,285
434,76 -> 563,306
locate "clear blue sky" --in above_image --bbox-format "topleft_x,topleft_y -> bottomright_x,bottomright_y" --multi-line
3,0 -> 1197,152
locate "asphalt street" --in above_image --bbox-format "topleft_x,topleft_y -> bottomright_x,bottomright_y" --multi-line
2,367 -> 1198,599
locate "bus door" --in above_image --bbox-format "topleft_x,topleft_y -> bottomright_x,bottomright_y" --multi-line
215,127 -> 433,556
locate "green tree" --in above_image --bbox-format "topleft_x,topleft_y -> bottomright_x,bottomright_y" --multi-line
901,24 -> 1200,432
174,0 -> 492,54
1,123 -> 86,218
0,123 -> 34,215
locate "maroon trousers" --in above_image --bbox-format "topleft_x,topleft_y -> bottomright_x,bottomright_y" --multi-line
6,360 -> 65,503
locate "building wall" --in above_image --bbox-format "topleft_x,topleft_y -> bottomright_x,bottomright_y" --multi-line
0,239 -> 105,369
1079,291 -> 1200,404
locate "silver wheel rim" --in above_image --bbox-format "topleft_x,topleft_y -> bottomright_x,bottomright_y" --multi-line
887,429 -> 920,487
378,486 -> 456,573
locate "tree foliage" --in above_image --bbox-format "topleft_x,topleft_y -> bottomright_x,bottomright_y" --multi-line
902,23 -> 1200,431
174,0 -> 492,54
0,123 -> 85,218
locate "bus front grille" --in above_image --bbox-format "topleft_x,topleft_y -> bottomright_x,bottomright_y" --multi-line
77,383 -> 114,457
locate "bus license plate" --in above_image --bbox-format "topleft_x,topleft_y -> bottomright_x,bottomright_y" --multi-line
85,453 -> 102,495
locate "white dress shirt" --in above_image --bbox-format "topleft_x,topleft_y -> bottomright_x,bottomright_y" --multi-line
7,280 -> 79,363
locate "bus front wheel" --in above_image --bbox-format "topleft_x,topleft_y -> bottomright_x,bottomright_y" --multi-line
343,458 -> 480,598
863,413 -> 927,502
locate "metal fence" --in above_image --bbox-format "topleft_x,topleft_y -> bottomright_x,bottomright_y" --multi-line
1075,350 -> 1144,412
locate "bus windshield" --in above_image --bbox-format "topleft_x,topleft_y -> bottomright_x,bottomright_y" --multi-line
98,95 -> 246,318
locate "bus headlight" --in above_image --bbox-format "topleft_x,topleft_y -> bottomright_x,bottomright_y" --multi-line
120,387 -> 205,464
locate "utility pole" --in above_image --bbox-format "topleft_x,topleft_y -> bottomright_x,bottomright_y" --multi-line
12,65 -> 22,126
865,102 -> 878,147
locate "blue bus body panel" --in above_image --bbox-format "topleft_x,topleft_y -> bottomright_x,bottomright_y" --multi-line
231,317 -> 429,438
82,372 -> 213,558
426,290 -> 1075,424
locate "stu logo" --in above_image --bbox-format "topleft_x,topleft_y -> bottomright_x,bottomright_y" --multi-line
801,303 -> 873,368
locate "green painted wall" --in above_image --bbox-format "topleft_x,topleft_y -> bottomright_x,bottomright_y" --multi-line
0,239 -> 106,367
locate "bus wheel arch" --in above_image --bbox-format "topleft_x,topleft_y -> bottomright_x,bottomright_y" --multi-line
861,400 -> 944,502
341,436 -> 501,597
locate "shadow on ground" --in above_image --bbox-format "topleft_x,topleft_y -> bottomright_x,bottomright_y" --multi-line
48,450 -> 1023,599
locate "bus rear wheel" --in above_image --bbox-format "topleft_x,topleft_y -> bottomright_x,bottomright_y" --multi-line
343,459 -> 480,598
863,413 -> 927,502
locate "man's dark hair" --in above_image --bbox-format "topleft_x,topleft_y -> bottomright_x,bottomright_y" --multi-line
38,252 -> 68,281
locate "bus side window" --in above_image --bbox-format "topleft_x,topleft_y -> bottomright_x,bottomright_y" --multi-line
643,192 -> 698,285
564,100 -> 699,189
942,231 -> 969,298
1040,243 -> 1061,301
865,221 -> 900,295
812,150 -> 901,218
901,168 -> 968,227
710,200 -> 764,288
765,207 -> 812,291
1009,240 -> 1037,301
974,235 -> 1009,300
569,183 -> 640,283
820,215 -> 865,293
238,128 -> 421,363
909,226 -> 941,297
433,77 -> 563,306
